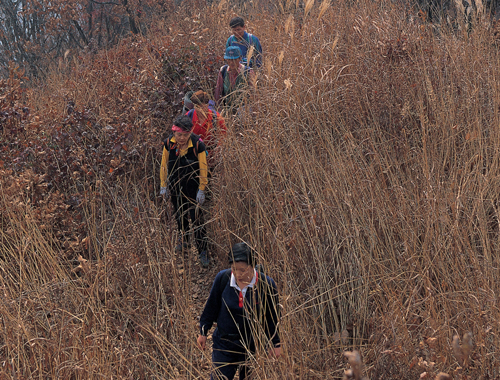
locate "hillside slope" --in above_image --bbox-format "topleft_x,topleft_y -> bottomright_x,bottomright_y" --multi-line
1,1 -> 500,378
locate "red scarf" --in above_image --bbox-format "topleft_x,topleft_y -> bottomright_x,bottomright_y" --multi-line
236,272 -> 258,308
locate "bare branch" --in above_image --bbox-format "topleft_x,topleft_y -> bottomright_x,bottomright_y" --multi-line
71,20 -> 89,46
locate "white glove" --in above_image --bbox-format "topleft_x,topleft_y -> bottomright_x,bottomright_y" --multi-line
196,190 -> 205,205
160,187 -> 169,198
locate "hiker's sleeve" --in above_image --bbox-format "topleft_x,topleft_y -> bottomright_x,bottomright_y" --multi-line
266,277 -> 281,347
200,271 -> 224,336
197,150 -> 208,191
214,70 -> 224,106
225,36 -> 231,49
160,146 -> 169,188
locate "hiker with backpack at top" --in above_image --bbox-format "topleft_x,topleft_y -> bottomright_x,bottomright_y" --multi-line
226,17 -> 263,69
197,242 -> 281,380
159,115 -> 210,267
214,46 -> 256,117
187,90 -> 226,171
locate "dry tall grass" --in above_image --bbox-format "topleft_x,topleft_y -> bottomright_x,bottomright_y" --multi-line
1,0 -> 500,378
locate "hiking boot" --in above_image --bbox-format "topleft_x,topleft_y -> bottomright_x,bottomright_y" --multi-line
199,251 -> 209,268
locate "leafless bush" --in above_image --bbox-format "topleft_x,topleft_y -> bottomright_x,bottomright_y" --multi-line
1,0 -> 500,378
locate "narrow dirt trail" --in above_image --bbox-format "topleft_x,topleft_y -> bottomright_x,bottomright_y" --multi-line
166,219 -> 226,377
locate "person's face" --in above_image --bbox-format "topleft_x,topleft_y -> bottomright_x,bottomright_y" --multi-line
173,131 -> 191,145
231,261 -> 253,284
226,58 -> 240,70
231,25 -> 245,39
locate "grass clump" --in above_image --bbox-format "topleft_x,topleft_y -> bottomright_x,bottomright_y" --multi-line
1,0 -> 500,378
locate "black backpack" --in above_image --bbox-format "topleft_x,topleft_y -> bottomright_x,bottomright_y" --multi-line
164,133 -> 203,156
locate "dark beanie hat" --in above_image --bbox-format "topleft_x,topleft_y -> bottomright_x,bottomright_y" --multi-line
228,242 -> 254,265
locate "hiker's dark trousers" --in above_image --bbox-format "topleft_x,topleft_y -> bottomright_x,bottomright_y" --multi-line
210,346 -> 251,380
170,190 -> 207,254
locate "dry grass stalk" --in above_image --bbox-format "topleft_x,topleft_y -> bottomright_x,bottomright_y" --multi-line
284,14 -> 294,35
304,0 -> 315,17
318,0 -> 331,20
435,373 -> 452,380
343,351 -> 367,380
278,50 -> 285,68
2,0 -> 500,378
247,45 -> 255,68
331,33 -> 340,51
452,333 -> 473,367
217,0 -> 228,11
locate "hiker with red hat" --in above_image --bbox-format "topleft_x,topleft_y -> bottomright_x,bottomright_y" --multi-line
160,115 -> 210,267
197,242 -> 281,380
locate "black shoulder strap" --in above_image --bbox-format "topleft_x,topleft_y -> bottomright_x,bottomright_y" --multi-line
257,272 -> 269,292
243,66 -> 251,79
190,134 -> 200,156
221,65 -> 229,81
219,269 -> 232,295
165,136 -> 173,150
211,110 -> 218,131
256,272 -> 279,308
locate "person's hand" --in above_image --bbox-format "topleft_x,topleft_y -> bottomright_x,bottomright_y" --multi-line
160,187 -> 169,199
268,345 -> 282,358
196,190 -> 205,205
197,335 -> 207,350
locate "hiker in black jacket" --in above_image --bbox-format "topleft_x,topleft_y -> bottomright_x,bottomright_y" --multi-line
197,242 -> 281,380
160,115 -> 209,267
